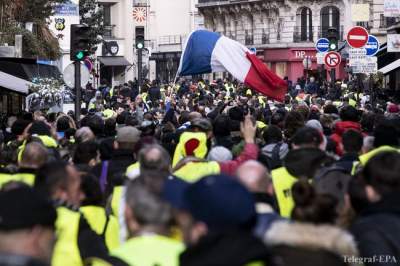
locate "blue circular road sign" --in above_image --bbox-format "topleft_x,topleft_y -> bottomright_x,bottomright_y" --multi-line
365,35 -> 379,56
315,38 -> 330,53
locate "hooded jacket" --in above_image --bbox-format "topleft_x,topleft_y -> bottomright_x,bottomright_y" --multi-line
330,121 -> 362,156
265,221 -> 360,266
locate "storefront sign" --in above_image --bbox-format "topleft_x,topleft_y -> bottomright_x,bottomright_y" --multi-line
384,0 -> 400,17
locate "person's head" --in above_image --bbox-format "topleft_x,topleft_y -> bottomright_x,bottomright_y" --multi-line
213,115 -> 231,137
362,151 -> 400,202
291,127 -> 323,150
125,179 -> 172,237
206,146 -> 233,162
114,126 -> 141,151
137,144 -> 171,193
56,116 -> 71,133
263,125 -> 283,145
75,127 -> 95,144
0,187 -> 56,263
35,161 -> 84,208
11,119 -> 30,140
342,129 -> 363,154
236,160 -> 272,195
373,120 -> 399,148
104,118 -> 117,137
291,180 -> 338,224
80,173 -> 104,206
284,111 -> 305,139
28,121 -> 51,137
284,148 -> 332,180
339,106 -> 359,122
87,115 -> 105,137
73,141 -> 99,167
163,174 -> 256,245
19,142 -> 48,169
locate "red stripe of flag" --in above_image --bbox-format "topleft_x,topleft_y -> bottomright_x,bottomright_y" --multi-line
244,52 -> 288,102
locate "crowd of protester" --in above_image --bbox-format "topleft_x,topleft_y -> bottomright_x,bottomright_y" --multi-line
0,77 -> 399,266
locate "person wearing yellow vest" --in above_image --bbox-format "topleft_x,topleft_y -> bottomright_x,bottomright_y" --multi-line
172,116 -> 258,183
0,187 -> 58,266
11,142 -> 48,187
35,161 -> 126,266
80,174 -> 120,251
111,179 -> 184,266
271,127 -> 328,218
351,121 -> 400,175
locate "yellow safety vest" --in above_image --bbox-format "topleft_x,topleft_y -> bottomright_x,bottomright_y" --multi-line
351,146 -> 399,175
103,109 -> 115,119
271,167 -> 298,218
172,132 -> 208,168
173,161 -> 220,183
80,206 -> 120,251
52,207 -> 83,266
0,172 -> 14,188
125,162 -> 140,179
111,186 -> 124,218
12,171 -> 35,186
18,135 -> 58,162
111,235 -> 184,266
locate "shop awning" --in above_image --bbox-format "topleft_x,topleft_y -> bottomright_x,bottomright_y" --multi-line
98,56 -> 131,66
379,59 -> 400,75
0,71 -> 32,94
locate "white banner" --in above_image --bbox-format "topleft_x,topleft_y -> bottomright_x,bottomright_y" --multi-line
384,0 -> 400,17
351,57 -> 378,74
387,34 -> 400,53
351,4 -> 370,22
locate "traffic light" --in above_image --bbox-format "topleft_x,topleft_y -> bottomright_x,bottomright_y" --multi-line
70,24 -> 91,61
135,27 -> 145,50
327,27 -> 338,51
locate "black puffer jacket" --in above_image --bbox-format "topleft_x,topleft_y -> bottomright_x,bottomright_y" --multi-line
180,230 -> 269,266
350,193 -> 400,266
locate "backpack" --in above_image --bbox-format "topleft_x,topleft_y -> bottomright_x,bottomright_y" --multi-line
259,143 -> 283,170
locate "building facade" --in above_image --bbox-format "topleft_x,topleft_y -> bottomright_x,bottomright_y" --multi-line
141,0 -> 203,82
197,0 -> 395,82
97,0 -> 135,87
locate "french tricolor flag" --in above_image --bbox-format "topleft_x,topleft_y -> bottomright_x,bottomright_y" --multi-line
177,30 -> 288,102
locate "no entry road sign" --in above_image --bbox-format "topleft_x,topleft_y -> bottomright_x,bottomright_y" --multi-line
347,26 -> 369,48
324,51 -> 341,68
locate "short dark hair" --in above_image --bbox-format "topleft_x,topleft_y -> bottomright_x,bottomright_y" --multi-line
291,127 -> 322,148
56,116 -> 71,132
342,129 -> 363,153
363,151 -> 400,195
73,141 -> 99,165
35,161 -> 69,198
87,115 -> 104,137
263,125 -> 283,144
373,120 -> 399,148
339,106 -> 359,122
80,174 -> 103,206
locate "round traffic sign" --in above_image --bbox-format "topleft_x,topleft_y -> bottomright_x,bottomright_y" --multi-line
365,35 -> 380,56
315,38 -> 329,53
347,26 -> 369,49
324,51 -> 341,68
63,63 -> 90,88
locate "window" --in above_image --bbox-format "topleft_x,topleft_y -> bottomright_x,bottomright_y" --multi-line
296,7 -> 313,42
320,6 -> 340,38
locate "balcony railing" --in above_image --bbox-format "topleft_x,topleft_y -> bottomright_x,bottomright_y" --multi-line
159,35 -> 182,45
293,26 -> 314,43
